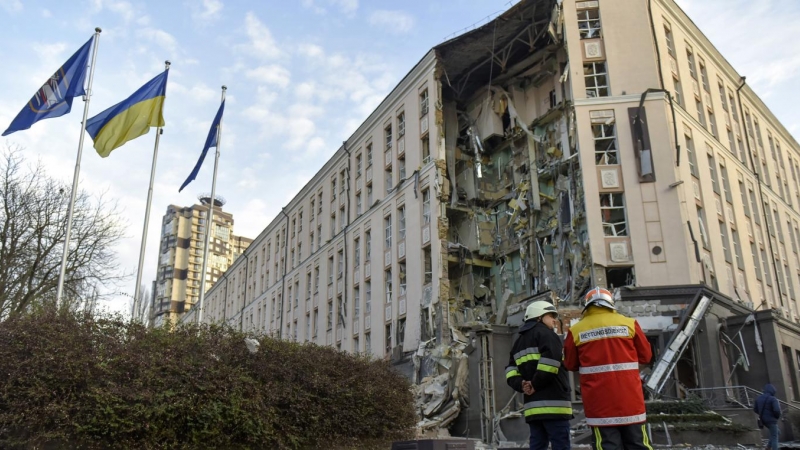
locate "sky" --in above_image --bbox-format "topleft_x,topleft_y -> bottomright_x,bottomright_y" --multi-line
0,0 -> 797,316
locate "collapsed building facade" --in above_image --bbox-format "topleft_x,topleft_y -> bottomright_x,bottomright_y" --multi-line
182,0 -> 800,445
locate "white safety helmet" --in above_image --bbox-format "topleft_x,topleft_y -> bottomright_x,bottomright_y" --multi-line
584,286 -> 616,311
524,300 -> 559,322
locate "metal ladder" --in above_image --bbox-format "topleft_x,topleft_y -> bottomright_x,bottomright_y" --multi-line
478,330 -> 497,444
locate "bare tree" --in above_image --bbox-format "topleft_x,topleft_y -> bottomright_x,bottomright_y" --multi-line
0,145 -> 126,319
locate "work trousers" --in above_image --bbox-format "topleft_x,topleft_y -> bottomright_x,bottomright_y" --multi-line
529,418 -> 571,450
590,424 -> 653,450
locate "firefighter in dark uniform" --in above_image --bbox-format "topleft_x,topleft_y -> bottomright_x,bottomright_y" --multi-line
506,300 -> 572,450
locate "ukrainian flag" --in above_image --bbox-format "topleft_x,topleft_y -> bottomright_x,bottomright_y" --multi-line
86,69 -> 168,157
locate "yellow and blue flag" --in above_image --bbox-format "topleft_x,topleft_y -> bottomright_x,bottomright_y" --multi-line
86,69 -> 168,157
2,36 -> 94,136
179,99 -> 225,192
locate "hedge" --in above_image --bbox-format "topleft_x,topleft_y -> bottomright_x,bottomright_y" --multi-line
0,307 -> 415,449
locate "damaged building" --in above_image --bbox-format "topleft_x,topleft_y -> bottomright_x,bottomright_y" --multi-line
181,0 -> 800,445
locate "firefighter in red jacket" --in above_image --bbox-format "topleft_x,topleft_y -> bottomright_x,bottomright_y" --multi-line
506,300 -> 572,450
564,287 -> 653,450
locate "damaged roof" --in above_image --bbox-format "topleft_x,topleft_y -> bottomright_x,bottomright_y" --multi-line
434,0 -> 557,98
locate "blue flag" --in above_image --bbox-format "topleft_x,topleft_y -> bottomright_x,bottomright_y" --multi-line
179,99 -> 225,192
2,36 -> 94,136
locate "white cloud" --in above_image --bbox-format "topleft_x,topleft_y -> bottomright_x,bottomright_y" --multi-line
241,12 -> 282,59
91,0 -> 136,23
245,64 -> 292,89
41,8 -> 51,18
301,0 -> 358,15
137,28 -> 179,55
368,9 -> 415,34
189,0 -> 223,23
0,0 -> 22,13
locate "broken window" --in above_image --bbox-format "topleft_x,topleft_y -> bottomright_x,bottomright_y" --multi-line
314,267 -> 319,293
422,189 -> 431,224
663,22 -> 675,57
577,8 -> 601,39
385,165 -> 393,193
584,62 -> 609,98
327,300 -> 333,330
366,143 -> 373,167
421,136 -> 431,164
356,193 -> 362,215
398,205 -> 406,241
365,332 -> 371,354
593,122 -> 618,165
355,238 -> 361,266
424,248 -> 432,284
606,267 -> 634,289
385,214 -> 392,249
354,287 -> 360,316
600,193 -> 628,236
356,153 -> 362,178
367,184 -> 373,206
397,111 -> 405,137
385,323 -> 392,355
397,318 -> 406,348
328,256 -> 334,284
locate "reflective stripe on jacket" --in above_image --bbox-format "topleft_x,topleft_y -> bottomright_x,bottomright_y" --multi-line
506,320 -> 572,422
563,306 -> 652,426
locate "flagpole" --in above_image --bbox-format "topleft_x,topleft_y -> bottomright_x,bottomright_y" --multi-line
56,28 -> 102,308
132,62 -> 170,321
197,85 -> 226,324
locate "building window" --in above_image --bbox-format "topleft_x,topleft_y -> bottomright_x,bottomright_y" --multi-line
397,111 -> 405,137
385,215 -> 392,249
317,225 -> 322,247
328,256 -> 334,284
699,58 -> 710,92
686,47 -> 697,80
354,287 -> 360,317
399,262 -> 406,297
720,222 -> 732,263
338,249 -> 344,279
399,158 -> 406,180
365,281 -> 372,314
384,124 -> 393,151
314,267 -> 320,293
331,178 -> 337,201
584,62 -> 609,98
732,229 -> 744,270
422,189 -> 431,224
720,163 -> 733,203
708,110 -> 717,138
385,323 -> 392,355
577,8 -> 601,39
367,184 -> 373,206
366,143 -> 373,167
385,270 -> 393,306
420,88 -> 429,117
365,332 -> 371,354
365,230 -> 371,262
318,192 -> 323,215
421,136 -> 431,163
600,193 -> 627,237
385,165 -> 393,194
593,121 -> 618,165
327,300 -> 333,330
751,242 -> 762,280
356,153 -> 362,178
664,22 -> 675,57
339,206 -> 345,229
354,238 -> 361,267
696,99 -> 706,129
424,248 -> 432,284
697,207 -> 710,249
708,154 -> 720,194
718,81 -> 728,112
673,78 -> 683,107
685,133 -> 698,177
739,178 -> 750,217
398,205 -> 406,241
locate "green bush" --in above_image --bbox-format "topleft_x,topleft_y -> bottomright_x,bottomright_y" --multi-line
0,307 -> 415,449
